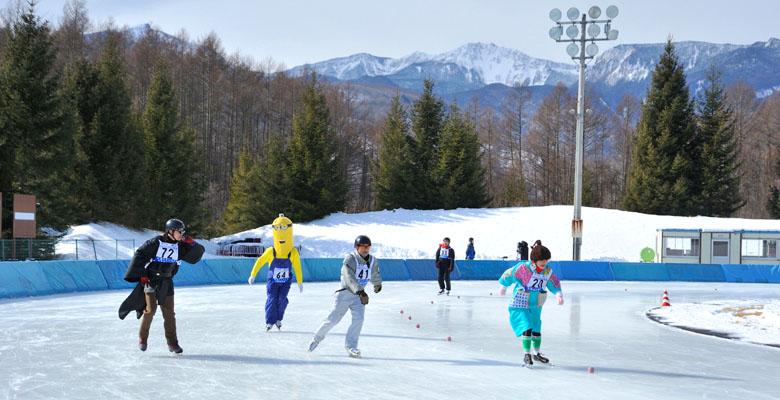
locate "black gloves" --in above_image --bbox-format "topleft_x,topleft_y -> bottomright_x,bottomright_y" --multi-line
373,284 -> 382,293
356,290 -> 369,305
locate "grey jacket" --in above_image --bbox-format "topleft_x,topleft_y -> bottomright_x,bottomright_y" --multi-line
339,251 -> 382,294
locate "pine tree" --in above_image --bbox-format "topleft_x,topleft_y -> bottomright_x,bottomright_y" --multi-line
768,156 -> 780,218
623,39 -> 699,216
142,57 -> 206,232
434,104 -> 490,209
0,4 -> 80,232
285,72 -> 347,222
219,149 -> 262,234
409,79 -> 445,209
696,64 -> 743,217
84,34 -> 150,227
373,93 -> 416,210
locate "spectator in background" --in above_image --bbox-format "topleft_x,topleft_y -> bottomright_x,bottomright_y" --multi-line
435,237 -> 455,295
517,241 -> 529,260
465,237 -> 475,260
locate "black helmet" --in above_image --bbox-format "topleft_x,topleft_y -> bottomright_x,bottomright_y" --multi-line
354,235 -> 371,247
165,218 -> 185,233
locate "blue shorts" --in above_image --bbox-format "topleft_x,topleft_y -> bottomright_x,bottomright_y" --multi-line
508,307 -> 542,336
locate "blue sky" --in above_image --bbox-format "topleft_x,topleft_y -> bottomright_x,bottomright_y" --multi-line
32,0 -> 780,68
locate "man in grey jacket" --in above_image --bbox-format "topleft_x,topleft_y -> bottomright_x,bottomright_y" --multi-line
308,235 -> 382,358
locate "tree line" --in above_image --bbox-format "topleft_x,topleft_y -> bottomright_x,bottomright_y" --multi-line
1,1 -> 778,239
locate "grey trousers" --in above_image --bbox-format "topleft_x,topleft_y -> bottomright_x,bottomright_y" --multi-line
313,289 -> 365,348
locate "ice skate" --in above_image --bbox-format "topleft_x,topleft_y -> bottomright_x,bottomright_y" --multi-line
533,353 -> 549,364
266,324 -> 272,332
346,347 -> 362,358
307,340 -> 319,352
275,321 -> 282,330
523,353 -> 533,368
446,290 -> 450,296
438,289 -> 445,295
138,338 -> 147,352
168,344 -> 183,355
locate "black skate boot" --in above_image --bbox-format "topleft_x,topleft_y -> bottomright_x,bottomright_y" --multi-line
523,353 -> 533,368
533,353 -> 549,364
438,289 -> 445,295
168,344 -> 183,355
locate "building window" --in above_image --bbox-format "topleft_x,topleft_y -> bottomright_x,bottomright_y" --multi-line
664,237 -> 700,257
741,239 -> 778,259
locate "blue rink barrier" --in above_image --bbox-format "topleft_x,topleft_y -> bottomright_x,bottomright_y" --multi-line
2,259 -> 779,299
550,261 -> 614,281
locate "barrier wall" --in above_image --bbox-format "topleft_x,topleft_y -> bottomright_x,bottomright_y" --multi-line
1,258 -> 779,299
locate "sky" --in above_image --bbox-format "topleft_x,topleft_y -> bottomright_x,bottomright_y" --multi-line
29,0 -> 780,69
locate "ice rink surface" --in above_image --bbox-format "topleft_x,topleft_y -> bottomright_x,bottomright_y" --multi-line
1,281 -> 779,400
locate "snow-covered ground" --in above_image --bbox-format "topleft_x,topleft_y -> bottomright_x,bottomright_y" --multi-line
57,206 -> 780,262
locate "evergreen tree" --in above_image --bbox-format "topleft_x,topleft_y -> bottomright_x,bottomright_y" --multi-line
219,149 -> 262,234
220,135 -> 291,234
142,57 -> 206,232
434,104 -> 490,209
497,168 -> 530,207
285,72 -> 347,222
623,39 -> 699,216
696,64 -> 743,217
84,34 -> 150,227
0,4 -> 80,233
409,79 -> 445,209
372,93 -> 416,210
768,156 -> 780,218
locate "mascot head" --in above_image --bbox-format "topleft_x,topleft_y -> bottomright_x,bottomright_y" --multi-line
272,213 -> 294,255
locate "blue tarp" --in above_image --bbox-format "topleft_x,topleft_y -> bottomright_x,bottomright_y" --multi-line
97,260 -> 133,289
202,258 -> 255,284
721,264 -> 780,283
40,260 -> 106,293
611,262 -> 671,281
377,259 -> 411,281
0,261 -> 52,297
456,260 -> 513,280
302,258 -> 342,282
551,261 -> 614,281
666,263 -> 726,282
3,259 -> 780,300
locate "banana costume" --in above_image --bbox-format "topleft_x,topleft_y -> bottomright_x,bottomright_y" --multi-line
248,214 -> 303,329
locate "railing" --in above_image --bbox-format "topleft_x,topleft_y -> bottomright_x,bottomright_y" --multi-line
0,239 -> 136,261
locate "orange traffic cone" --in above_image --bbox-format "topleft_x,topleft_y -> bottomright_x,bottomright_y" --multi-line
661,290 -> 671,307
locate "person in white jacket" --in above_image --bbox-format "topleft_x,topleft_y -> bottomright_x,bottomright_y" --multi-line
308,235 -> 382,358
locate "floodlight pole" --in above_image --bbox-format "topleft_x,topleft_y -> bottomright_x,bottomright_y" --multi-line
549,6 -> 619,261
572,13 -> 586,262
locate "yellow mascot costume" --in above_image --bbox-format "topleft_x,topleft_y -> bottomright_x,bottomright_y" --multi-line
248,214 -> 303,330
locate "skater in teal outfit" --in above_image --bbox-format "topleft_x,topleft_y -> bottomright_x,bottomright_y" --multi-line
498,240 -> 563,367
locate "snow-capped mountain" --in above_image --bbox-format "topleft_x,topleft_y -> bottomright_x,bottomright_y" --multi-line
289,42 -> 578,93
288,38 -> 780,108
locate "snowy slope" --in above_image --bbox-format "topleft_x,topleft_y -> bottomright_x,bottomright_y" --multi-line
57,206 -> 780,262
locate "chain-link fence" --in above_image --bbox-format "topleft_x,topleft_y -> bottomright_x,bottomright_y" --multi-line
0,239 -> 137,261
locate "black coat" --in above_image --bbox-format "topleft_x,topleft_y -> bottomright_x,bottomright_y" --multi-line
435,246 -> 455,269
118,235 -> 205,320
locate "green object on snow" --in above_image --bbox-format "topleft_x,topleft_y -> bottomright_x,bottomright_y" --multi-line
640,247 -> 655,262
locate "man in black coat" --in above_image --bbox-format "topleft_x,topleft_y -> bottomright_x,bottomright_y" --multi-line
435,237 -> 455,295
118,218 -> 204,354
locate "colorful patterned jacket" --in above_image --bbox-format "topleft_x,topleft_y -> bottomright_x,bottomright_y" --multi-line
498,261 -> 561,309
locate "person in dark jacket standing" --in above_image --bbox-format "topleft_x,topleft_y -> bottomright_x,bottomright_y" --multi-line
517,241 -> 529,260
119,218 -> 204,355
435,237 -> 455,295
465,237 -> 475,260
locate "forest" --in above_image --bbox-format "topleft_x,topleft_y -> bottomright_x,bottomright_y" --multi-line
1,0 -> 778,238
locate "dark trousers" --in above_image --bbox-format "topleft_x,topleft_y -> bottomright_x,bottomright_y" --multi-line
265,281 -> 292,325
437,267 -> 451,291
139,292 -> 177,346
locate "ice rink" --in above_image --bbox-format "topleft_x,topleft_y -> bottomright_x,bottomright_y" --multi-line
1,281 -> 778,399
